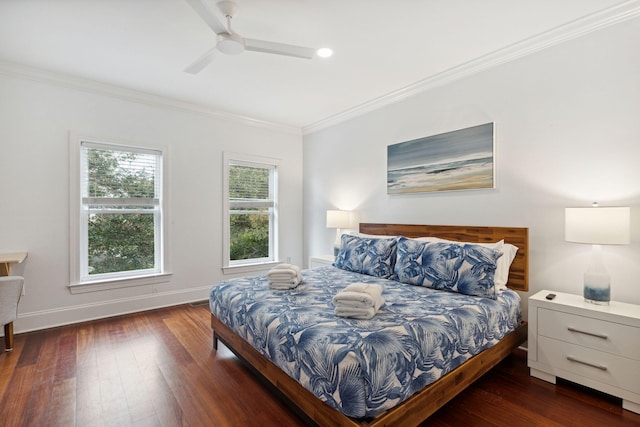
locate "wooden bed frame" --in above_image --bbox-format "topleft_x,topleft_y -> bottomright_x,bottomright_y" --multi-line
210,223 -> 529,426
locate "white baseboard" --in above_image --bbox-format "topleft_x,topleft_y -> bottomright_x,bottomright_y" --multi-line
10,285 -> 212,335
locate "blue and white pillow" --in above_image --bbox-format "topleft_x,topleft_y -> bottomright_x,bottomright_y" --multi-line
394,237 -> 502,299
413,237 -> 518,289
333,234 -> 397,278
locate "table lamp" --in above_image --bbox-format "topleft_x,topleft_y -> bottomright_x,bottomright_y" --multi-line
326,210 -> 351,256
565,204 -> 630,305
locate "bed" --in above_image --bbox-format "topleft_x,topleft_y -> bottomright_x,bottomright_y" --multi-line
209,223 -> 528,426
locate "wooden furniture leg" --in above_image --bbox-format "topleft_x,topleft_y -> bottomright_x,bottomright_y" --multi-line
4,322 -> 14,351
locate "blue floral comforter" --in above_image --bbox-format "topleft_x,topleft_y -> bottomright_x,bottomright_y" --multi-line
209,266 -> 521,419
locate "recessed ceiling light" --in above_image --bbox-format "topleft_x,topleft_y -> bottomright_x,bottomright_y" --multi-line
316,48 -> 333,58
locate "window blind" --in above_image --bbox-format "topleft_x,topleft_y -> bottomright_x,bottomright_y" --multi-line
229,164 -> 273,210
81,142 -> 161,204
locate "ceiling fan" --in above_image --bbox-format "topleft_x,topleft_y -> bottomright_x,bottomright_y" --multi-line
184,0 -> 331,74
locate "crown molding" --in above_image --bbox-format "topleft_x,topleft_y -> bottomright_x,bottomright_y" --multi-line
302,0 -> 640,135
0,60 -> 302,136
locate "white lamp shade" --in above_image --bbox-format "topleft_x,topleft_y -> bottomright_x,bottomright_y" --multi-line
565,207 -> 631,245
326,210 -> 351,229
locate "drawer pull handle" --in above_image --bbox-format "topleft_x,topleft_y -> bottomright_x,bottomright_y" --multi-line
566,355 -> 608,371
567,327 -> 608,340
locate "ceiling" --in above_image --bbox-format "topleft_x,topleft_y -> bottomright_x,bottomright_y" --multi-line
0,0 -> 635,131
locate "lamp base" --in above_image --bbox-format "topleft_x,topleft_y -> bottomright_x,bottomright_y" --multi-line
583,272 -> 610,305
333,228 -> 344,257
584,297 -> 610,306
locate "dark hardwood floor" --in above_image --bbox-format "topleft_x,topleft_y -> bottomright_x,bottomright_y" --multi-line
1,304 -> 639,427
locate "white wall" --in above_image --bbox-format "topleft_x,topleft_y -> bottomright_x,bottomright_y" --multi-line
0,72 -> 303,332
303,17 -> 640,315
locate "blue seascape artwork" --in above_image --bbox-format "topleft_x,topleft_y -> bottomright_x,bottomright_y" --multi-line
387,123 -> 494,194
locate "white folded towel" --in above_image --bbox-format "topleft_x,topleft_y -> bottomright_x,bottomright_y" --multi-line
344,282 -> 384,298
332,291 -> 378,309
333,282 -> 384,319
333,283 -> 384,311
268,272 -> 300,282
269,263 -> 298,272
267,263 -> 302,290
267,263 -> 302,281
269,281 -> 299,290
334,306 -> 376,320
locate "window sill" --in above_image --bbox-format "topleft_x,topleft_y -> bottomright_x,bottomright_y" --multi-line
68,272 -> 172,294
222,261 -> 280,276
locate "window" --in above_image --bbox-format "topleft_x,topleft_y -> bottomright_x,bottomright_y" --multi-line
70,134 -> 169,292
223,152 -> 279,272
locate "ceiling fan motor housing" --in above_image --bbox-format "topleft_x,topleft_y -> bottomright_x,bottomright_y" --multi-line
217,32 -> 245,54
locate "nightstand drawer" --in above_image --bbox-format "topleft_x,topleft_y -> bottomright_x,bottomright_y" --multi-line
538,336 -> 640,394
538,308 -> 640,360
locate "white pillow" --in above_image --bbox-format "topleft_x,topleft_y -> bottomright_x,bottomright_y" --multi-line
492,240 -> 519,289
411,236 -> 518,289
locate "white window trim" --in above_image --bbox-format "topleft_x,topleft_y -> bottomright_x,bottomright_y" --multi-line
222,151 -> 279,275
69,132 -> 171,292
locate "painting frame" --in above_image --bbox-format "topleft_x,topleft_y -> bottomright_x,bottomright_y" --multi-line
387,122 -> 495,194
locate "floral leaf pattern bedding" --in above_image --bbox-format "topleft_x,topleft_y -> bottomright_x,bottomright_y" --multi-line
209,266 -> 521,419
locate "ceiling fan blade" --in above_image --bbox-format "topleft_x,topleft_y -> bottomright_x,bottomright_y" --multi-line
184,46 -> 219,74
184,0 -> 227,35
245,39 -> 316,59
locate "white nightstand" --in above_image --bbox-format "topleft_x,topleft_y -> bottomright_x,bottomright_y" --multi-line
309,255 -> 335,268
528,290 -> 640,414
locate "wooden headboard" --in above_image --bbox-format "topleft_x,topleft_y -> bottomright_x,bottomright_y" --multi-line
359,223 -> 529,292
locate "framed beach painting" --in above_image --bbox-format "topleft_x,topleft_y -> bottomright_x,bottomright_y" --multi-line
387,122 -> 495,194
